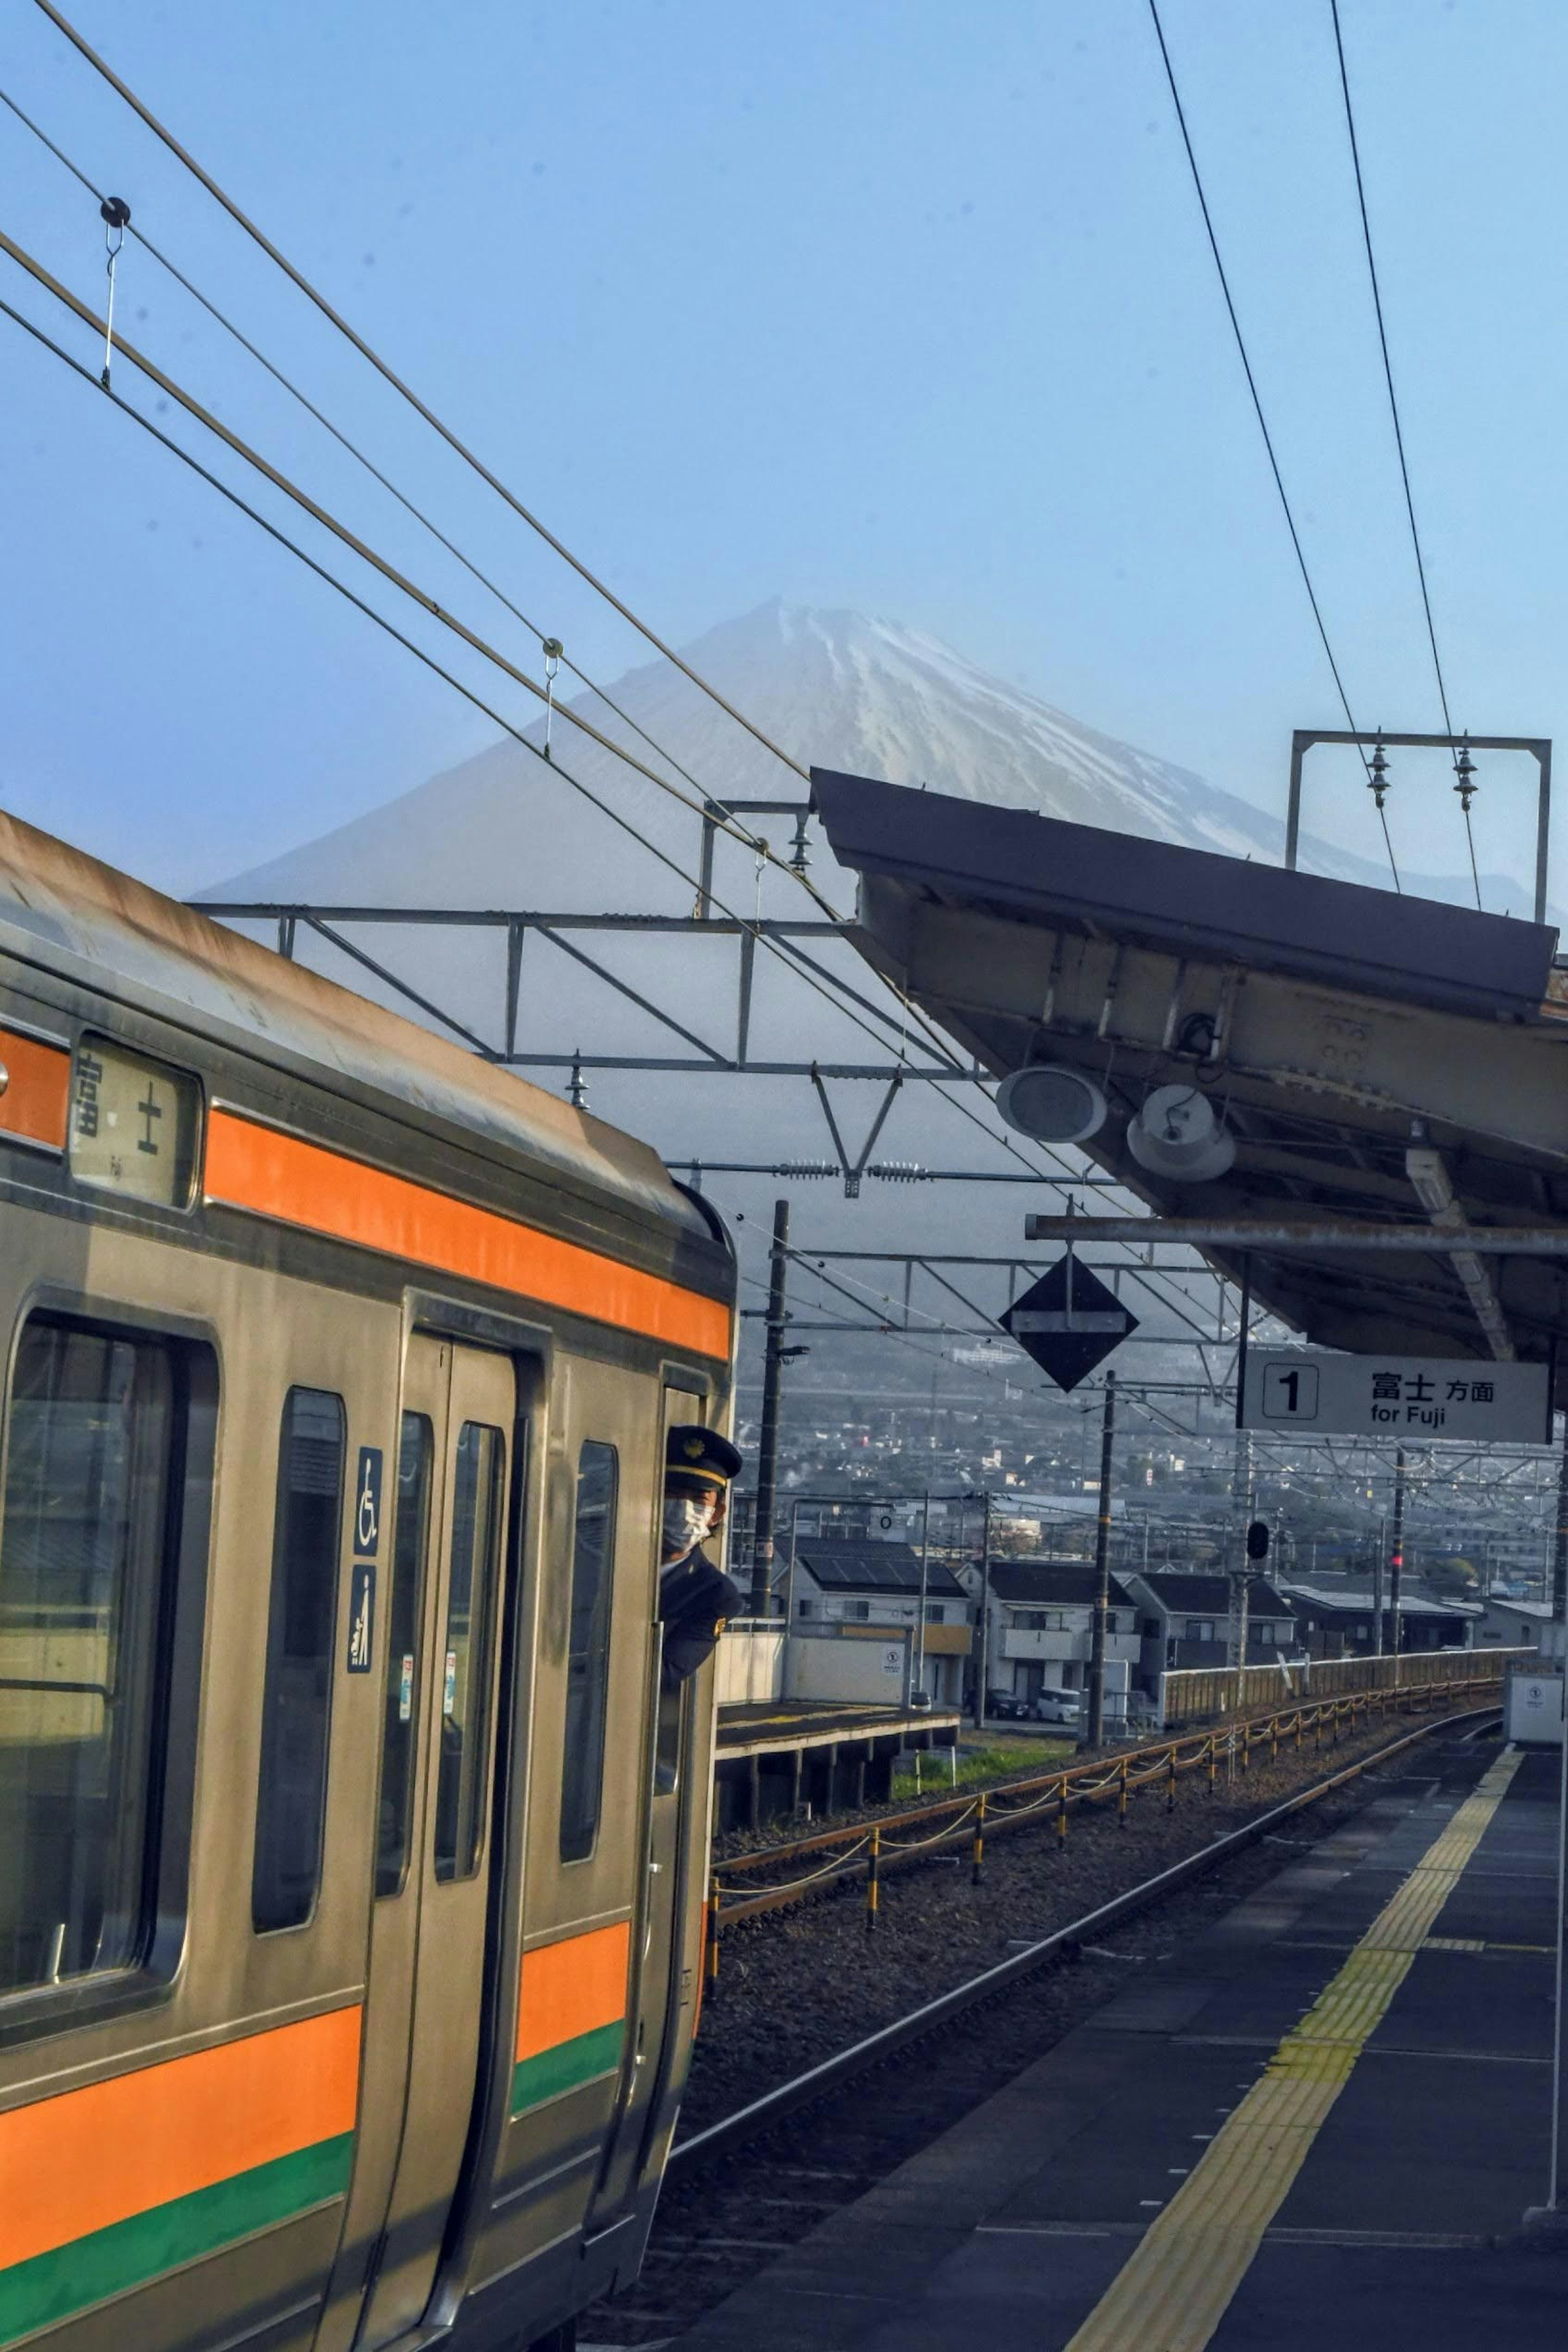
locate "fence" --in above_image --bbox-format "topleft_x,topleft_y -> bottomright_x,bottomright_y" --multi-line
1158,1644 -> 1532,1728
713,1620 -> 786,1708
704,1654 -> 1515,1974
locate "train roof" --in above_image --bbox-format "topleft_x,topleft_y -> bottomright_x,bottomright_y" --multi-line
0,809 -> 712,1246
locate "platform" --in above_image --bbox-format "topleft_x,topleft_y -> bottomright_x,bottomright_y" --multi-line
712,1700 -> 961,1833
674,1729 -> 1567,2349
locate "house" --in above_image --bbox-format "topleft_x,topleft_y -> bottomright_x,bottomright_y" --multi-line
1279,1579 -> 1478,1657
787,1540 -> 971,1706
1129,1571 -> 1300,1692
981,1560 -> 1141,1713
1477,1594 -> 1558,1654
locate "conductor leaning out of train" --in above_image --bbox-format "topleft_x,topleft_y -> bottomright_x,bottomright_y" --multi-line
658,1425 -> 744,1684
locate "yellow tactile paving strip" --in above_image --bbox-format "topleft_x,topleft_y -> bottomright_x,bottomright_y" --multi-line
1062,1746 -> 1524,2352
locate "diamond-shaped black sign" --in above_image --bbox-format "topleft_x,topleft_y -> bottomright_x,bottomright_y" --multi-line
1000,1254 -> 1139,1393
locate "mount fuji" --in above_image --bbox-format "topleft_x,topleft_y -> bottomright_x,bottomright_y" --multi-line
206,599 -> 1517,914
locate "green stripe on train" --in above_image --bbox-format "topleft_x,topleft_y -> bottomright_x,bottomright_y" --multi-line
510,2020 -> 625,2116
0,2132 -> 354,2346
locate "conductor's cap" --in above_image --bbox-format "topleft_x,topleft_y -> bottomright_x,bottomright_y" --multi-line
665,1425 -> 743,1490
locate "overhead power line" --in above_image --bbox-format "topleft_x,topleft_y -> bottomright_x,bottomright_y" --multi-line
0,207 -> 814,901
1145,0 -> 1401,894
29,0 -> 812,788
1328,0 -> 1478,910
0,287 -> 946,1090
0,82 -> 1067,1127
0,80 -> 843,920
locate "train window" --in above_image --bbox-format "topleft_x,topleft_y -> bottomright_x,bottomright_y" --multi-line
252,1388 -> 345,1933
434,1421 -> 504,1882
559,1441 -> 618,1863
69,1036 -> 200,1210
0,1319 -> 178,1997
376,1412 -> 432,1898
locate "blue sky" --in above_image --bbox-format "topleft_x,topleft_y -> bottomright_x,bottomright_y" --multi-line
3,0 -> 1564,902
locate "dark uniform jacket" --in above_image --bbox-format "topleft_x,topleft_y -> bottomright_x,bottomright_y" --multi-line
658,1546 -> 743,1688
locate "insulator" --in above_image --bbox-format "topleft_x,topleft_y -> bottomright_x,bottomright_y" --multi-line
867,1160 -> 931,1183
775,1160 -> 836,1178
1454,735 -> 1478,813
1368,732 -> 1391,811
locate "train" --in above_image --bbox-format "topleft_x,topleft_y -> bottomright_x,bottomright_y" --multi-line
0,809 -> 736,2352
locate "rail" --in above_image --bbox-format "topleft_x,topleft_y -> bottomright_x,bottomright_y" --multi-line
675,1699 -> 1503,2173
704,1653 -> 1521,1962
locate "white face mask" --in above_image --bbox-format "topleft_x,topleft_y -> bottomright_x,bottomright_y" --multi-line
662,1494 -> 714,1559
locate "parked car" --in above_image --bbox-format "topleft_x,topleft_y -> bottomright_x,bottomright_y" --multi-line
1032,1688 -> 1082,1728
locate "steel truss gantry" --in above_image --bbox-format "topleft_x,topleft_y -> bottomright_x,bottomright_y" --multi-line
196,901 -> 979,1086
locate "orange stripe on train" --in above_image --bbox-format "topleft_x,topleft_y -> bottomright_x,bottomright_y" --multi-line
0,1030 -> 68,1151
517,1920 -> 630,2062
0,2005 -> 361,2271
205,1111 -> 730,1359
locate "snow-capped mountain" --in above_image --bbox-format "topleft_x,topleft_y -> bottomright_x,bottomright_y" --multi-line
197,597 -> 1540,1296
205,599 -> 1519,913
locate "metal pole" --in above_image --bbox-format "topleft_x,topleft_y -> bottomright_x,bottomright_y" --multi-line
1373,1515 -> 1386,1659
1550,1509 -> 1568,2209
784,1495 -> 802,1628
749,1198 -> 790,1616
1227,1428 -> 1252,1670
1390,1448 -> 1406,1686
973,1491 -> 993,1730
1536,741 -> 1552,929
917,1492 -> 931,1701
1285,731 -> 1307,873
1087,1374 -> 1116,1746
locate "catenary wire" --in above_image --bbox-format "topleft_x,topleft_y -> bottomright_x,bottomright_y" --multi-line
0,82 -> 852,921
1328,0 -> 1478,910
1145,0 -> 1400,894
0,136 -> 829,913
29,0 -> 814,788
0,158 -> 1060,1149
0,289 -> 963,1089
0,112 -> 1049,1151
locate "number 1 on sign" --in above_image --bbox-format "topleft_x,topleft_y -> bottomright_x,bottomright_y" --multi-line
1263,1364 -> 1319,1420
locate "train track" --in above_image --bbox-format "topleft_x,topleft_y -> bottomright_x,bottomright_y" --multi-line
672,1700 -> 1501,2178
586,1708 -> 1500,2347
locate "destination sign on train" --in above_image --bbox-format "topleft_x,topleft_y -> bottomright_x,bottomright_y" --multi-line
1239,1350 -> 1551,1444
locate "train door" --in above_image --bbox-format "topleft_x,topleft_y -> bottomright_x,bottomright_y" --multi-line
342,1334 -> 518,2349
587,1383 -> 707,2225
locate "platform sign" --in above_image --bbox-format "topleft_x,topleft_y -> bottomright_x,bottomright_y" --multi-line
1240,1350 -> 1551,1444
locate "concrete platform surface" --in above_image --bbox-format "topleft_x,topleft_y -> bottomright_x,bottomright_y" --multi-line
670,1732 -> 1566,2352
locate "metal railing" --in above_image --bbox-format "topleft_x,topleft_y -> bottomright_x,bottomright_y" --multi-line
703,1651 -> 1519,1975
1159,1644 -> 1531,1726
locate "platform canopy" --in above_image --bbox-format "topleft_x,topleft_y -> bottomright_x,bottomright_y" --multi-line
811,765 -> 1568,1374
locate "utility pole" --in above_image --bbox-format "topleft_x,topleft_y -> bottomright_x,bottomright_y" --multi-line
1087,1373 -> 1116,1746
1372,1514 -> 1387,1657
1226,1427 -> 1253,1669
749,1199 -> 791,1617
971,1489 -> 993,1729
915,1491 -> 931,1702
1389,1447 -> 1406,1683
1554,1411 -> 1568,1626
